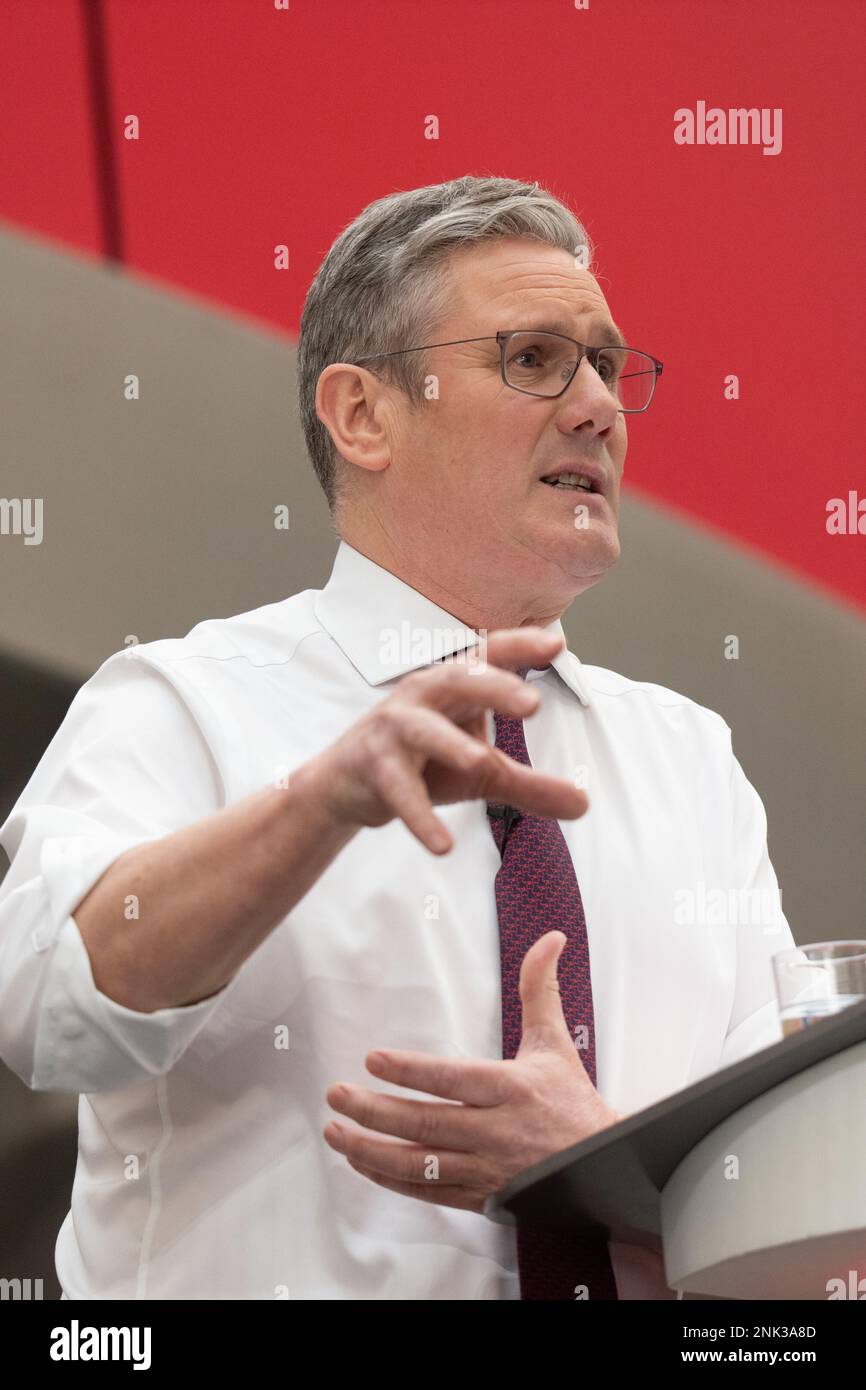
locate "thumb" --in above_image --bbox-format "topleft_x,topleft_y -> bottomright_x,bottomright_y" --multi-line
517,930 -> 580,1056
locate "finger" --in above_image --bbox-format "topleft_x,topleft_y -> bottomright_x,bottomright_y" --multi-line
344,1159 -> 484,1213
372,752 -> 454,853
483,752 -> 590,821
324,1121 -> 490,1189
386,703 -> 493,774
364,1049 -> 514,1107
326,1082 -> 478,1150
474,626 -> 566,671
402,665 -> 541,724
517,931 -> 576,1051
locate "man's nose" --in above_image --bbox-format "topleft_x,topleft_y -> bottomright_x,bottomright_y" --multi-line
556,357 -> 620,429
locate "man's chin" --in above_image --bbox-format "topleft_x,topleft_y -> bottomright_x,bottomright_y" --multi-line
547,527 -> 621,577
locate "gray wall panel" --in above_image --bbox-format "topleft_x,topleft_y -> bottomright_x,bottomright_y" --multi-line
1,222 -> 864,948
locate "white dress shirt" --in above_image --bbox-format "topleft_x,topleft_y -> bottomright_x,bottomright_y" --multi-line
0,539 -> 794,1300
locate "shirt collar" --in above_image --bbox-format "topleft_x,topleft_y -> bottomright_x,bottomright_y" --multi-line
314,540 -> 592,707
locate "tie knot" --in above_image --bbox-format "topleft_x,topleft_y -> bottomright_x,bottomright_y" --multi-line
493,662 -> 552,756
515,661 -> 551,680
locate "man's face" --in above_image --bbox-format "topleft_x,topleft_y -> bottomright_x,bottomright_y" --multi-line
381,237 -> 629,612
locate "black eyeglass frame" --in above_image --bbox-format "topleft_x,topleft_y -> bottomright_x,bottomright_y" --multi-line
351,331 -> 664,413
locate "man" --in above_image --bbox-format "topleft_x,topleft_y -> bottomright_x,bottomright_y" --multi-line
0,175 -> 793,1299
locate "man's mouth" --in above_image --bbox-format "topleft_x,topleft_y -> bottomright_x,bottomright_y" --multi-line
540,471 -> 596,492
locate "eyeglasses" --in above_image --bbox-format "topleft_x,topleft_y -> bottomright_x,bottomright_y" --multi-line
352,330 -> 664,413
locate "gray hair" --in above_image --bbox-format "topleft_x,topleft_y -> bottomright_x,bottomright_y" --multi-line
296,175 -> 595,514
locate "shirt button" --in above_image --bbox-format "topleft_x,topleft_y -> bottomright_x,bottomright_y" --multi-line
60,1017 -> 84,1040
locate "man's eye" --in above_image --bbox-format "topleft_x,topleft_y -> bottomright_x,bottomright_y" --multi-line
512,348 -> 544,368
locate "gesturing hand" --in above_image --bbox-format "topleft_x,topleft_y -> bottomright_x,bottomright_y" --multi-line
307,626 -> 588,854
323,931 -> 623,1214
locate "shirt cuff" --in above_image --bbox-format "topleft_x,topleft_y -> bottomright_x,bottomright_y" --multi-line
28,832 -> 232,1092
32,913 -> 231,1092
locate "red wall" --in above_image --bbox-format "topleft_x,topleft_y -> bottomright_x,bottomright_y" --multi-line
1,0 -> 863,612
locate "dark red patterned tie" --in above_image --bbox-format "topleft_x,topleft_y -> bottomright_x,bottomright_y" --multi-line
487,663 -> 619,1300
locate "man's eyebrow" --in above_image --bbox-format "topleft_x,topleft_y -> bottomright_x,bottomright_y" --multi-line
513,316 -> 628,349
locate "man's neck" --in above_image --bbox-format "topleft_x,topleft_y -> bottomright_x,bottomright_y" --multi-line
338,526 -> 566,633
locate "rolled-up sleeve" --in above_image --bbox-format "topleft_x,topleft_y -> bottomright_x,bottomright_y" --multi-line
719,742 -> 796,1068
0,649 -> 234,1092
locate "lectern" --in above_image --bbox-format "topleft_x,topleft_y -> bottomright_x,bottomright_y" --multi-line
487,1000 -> 866,1299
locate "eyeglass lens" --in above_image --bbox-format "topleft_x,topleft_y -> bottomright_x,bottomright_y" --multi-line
504,332 -> 656,410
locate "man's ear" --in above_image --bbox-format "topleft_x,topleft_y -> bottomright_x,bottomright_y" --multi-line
315,363 -> 391,474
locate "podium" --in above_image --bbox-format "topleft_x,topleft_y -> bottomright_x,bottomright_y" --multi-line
487,1000 -> 866,1299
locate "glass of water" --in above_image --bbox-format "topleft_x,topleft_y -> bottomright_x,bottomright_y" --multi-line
772,941 -> 866,1036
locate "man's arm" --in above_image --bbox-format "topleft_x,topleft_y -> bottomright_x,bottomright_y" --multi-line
73,767 -> 354,1012
0,626 -> 584,1095
74,627 -> 583,1013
